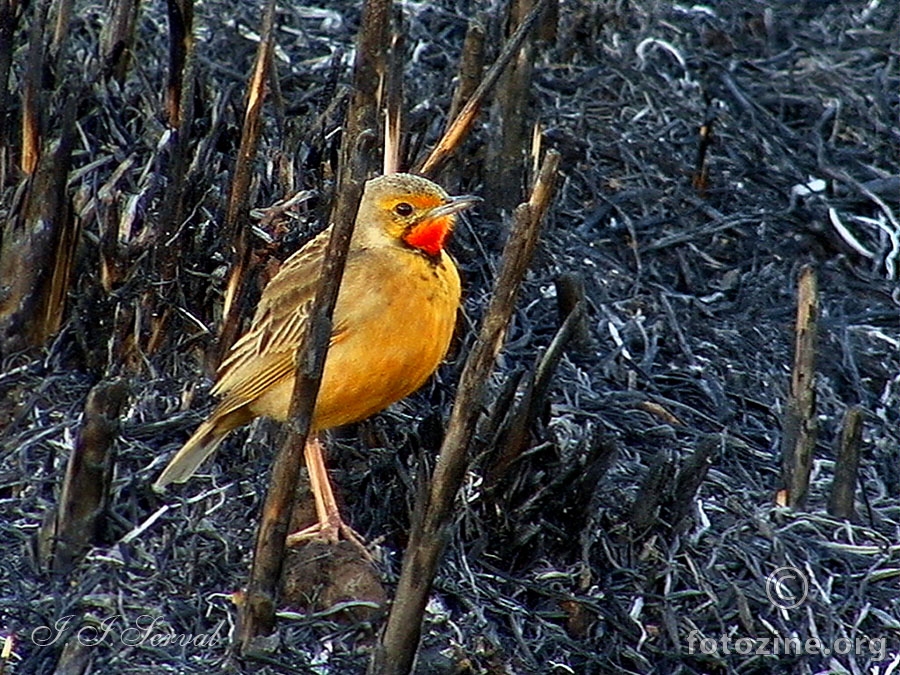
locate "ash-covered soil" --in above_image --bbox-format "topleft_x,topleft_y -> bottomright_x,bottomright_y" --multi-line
2,1 -> 899,673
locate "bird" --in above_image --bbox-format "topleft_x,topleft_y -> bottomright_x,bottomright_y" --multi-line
154,173 -> 479,543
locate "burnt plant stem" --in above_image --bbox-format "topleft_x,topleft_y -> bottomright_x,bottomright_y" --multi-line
382,13 -> 404,175
334,0 -> 390,203
0,0 -> 19,148
38,380 -> 128,573
417,0 -> 549,178
237,183 -> 362,654
164,0 -> 192,129
780,264 -> 818,509
486,291 -> 584,485
370,150 -> 560,675
238,0 -> 384,647
445,19 -> 485,133
484,0 -> 540,214
216,0 -> 277,366
100,0 -> 140,83
828,406 -> 862,520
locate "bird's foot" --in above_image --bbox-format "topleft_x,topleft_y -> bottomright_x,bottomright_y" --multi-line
286,514 -> 371,561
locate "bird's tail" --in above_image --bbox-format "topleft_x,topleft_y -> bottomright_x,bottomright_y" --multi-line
153,412 -> 240,490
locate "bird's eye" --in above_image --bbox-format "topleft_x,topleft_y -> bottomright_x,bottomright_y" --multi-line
394,202 -> 414,216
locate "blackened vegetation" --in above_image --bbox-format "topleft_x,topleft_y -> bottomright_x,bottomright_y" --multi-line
1,1 -> 899,674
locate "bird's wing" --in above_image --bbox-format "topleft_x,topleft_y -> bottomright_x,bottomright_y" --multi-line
212,226 -> 346,414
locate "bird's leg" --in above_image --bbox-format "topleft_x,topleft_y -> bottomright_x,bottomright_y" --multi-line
286,436 -> 368,556
305,435 -> 338,533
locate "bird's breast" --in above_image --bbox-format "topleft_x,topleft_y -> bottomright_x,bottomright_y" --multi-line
310,247 -> 461,430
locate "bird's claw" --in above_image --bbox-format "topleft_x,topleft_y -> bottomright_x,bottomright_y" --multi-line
286,516 -> 371,561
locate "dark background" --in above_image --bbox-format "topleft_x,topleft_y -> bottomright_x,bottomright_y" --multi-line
2,0 -> 899,672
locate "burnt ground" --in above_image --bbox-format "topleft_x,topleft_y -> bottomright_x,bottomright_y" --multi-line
2,0 -> 900,673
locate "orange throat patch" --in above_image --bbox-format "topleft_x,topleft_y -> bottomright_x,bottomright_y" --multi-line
402,216 -> 452,257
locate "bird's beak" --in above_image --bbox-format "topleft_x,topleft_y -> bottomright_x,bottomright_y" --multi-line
421,194 -> 482,221
403,193 -> 480,256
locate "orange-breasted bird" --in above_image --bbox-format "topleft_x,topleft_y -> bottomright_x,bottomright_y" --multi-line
154,173 -> 479,542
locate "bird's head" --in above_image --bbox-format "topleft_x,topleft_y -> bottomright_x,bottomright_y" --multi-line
355,173 -> 480,257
